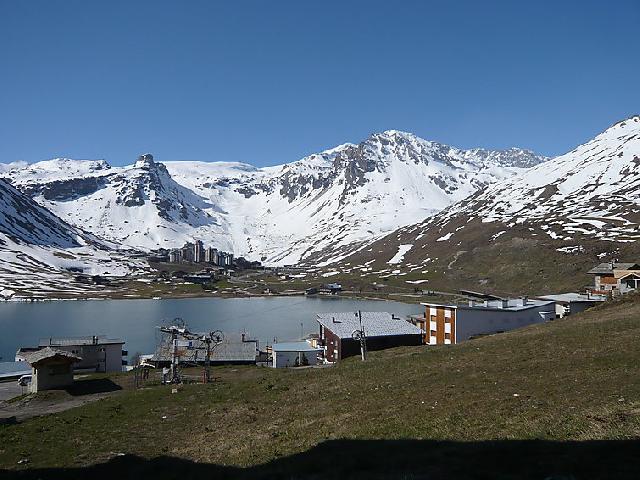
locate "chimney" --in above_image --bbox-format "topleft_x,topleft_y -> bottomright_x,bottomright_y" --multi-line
483,300 -> 489,307
468,300 -> 475,307
521,297 -> 528,306
501,299 -> 509,309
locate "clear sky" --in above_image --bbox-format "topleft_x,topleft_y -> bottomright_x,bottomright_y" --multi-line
1,0 -> 638,167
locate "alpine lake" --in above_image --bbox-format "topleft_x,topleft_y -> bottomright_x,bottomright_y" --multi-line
0,296 -> 422,362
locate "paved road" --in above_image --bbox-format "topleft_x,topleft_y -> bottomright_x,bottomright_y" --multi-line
0,380 -> 24,402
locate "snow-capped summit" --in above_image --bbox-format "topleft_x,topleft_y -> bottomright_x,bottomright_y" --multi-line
1,130 -> 547,265
436,114 -> 640,237
341,115 -> 640,278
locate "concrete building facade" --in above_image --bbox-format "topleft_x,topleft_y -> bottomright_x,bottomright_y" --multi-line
271,341 -> 322,368
27,336 -> 126,373
536,293 -> 606,318
415,298 -> 556,345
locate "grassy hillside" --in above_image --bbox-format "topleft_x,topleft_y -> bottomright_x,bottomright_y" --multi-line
334,217 -> 640,296
1,296 -> 639,479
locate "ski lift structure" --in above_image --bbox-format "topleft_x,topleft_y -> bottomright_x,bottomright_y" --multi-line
351,310 -> 368,361
157,318 -> 224,384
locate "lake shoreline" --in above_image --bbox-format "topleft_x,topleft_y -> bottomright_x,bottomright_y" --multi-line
0,289 -> 420,304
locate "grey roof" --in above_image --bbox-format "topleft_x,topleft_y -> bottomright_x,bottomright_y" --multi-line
423,298 -> 555,312
537,293 -> 607,304
588,263 -> 640,274
22,347 -> 82,366
152,337 -> 258,363
458,290 -> 505,301
316,312 -> 422,339
272,341 -> 321,352
39,335 -> 124,347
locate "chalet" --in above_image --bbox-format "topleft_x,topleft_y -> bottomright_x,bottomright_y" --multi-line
16,336 -> 126,373
588,262 -> 640,295
317,312 -> 423,362
414,298 -> 555,345
22,347 -> 82,393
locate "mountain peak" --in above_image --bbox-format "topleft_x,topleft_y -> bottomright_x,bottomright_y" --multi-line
134,153 -> 156,169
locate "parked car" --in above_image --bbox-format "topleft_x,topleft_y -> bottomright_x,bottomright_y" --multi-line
18,374 -> 32,387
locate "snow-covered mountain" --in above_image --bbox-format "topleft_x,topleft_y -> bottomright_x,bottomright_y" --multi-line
419,115 -> 640,244
0,177 -> 146,299
337,116 -> 640,293
1,131 -> 546,266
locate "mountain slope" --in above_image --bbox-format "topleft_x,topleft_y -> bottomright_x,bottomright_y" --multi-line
1,133 -> 546,265
336,116 -> 640,294
0,178 -> 146,299
166,131 -> 545,265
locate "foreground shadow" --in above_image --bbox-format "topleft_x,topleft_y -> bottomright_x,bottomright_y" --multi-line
64,378 -> 122,396
2,439 -> 639,479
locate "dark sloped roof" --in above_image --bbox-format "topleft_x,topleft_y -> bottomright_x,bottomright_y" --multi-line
588,263 -> 614,274
588,262 -> 640,274
23,347 -> 82,366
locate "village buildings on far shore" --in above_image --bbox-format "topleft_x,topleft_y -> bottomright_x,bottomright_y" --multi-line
167,240 -> 234,267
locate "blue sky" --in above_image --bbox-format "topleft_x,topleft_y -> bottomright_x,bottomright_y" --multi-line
1,1 -> 638,167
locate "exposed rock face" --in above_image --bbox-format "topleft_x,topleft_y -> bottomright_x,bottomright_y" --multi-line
0,178 -> 80,247
21,177 -> 105,201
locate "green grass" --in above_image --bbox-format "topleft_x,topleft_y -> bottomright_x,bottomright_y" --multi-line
1,296 -> 639,476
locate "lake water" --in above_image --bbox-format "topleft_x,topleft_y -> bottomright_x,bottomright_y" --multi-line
0,296 -> 422,362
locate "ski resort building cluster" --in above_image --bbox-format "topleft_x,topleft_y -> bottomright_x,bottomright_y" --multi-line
167,240 -> 234,266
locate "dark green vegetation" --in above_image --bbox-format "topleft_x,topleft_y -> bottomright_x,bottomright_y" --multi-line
1,296 -> 639,479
